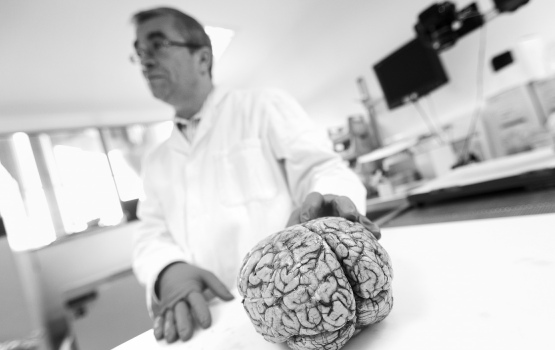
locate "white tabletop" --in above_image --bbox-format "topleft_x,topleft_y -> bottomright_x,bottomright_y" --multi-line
114,213 -> 555,350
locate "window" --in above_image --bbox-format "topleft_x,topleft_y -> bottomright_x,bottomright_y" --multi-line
0,121 -> 172,250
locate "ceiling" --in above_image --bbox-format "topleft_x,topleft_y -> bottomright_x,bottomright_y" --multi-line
1,0 -> 552,132
0,1 -> 430,122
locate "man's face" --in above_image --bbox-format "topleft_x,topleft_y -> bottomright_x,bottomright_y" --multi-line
134,16 -> 201,105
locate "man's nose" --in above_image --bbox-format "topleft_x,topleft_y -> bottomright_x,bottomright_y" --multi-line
137,50 -> 159,71
135,46 -> 157,67
140,56 -> 156,69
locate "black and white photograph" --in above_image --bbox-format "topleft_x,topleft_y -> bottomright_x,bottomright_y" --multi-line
1,1 -> 554,349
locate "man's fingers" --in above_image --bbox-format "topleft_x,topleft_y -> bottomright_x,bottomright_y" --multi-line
164,308 -> 178,343
329,195 -> 358,221
288,193 -> 380,240
202,271 -> 234,301
174,300 -> 194,341
202,289 -> 216,302
327,195 -> 382,240
188,291 -> 212,329
300,192 -> 324,222
286,208 -> 301,227
159,290 -> 190,314
153,314 -> 165,340
358,215 -> 381,240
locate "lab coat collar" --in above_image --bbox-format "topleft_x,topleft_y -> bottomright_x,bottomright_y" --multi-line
167,86 -> 229,154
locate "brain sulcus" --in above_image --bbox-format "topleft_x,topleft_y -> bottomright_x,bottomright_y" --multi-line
237,216 -> 393,350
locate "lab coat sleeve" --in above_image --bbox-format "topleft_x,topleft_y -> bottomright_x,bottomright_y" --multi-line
263,89 -> 367,214
133,153 -> 187,314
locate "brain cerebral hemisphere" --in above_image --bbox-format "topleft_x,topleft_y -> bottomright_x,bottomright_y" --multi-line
237,217 -> 394,350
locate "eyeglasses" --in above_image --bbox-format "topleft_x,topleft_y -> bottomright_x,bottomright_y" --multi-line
130,38 -> 204,64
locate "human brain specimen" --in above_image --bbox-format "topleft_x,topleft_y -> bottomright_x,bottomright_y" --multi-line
237,217 -> 393,350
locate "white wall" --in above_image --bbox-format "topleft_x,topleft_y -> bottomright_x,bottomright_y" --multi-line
32,222 -> 139,295
29,222 -> 152,349
0,237 -> 36,341
0,109 -> 172,135
5,222 -> 144,348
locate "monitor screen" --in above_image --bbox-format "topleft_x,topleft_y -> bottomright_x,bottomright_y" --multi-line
373,37 -> 449,110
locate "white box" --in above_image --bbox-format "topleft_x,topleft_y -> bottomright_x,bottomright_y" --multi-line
531,75 -> 555,120
480,84 -> 547,158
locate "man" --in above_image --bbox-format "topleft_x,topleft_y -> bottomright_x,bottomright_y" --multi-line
130,7 -> 380,343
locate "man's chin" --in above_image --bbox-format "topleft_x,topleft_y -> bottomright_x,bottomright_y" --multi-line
148,85 -> 171,103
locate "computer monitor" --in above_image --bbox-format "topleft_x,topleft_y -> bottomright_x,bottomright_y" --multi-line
373,37 -> 449,110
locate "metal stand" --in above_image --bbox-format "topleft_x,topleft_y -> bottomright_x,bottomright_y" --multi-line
357,77 -> 382,150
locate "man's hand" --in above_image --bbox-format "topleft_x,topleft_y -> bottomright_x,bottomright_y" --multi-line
287,192 -> 381,239
152,262 -> 234,343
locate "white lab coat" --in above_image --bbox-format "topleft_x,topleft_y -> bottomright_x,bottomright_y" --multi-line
133,87 -> 367,310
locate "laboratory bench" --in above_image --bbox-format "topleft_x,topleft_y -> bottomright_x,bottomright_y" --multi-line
113,147 -> 555,350
367,145 -> 555,228
113,212 -> 555,350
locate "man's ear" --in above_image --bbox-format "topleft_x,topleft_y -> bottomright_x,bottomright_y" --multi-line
196,47 -> 212,76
